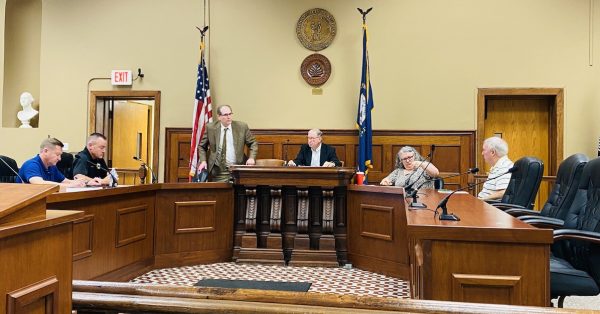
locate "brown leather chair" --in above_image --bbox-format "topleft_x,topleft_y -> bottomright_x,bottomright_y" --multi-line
255,159 -> 285,166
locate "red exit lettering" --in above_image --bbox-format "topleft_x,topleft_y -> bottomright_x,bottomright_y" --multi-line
111,70 -> 132,85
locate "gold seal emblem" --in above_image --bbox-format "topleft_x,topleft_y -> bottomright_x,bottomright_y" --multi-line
300,54 -> 331,87
296,8 -> 336,51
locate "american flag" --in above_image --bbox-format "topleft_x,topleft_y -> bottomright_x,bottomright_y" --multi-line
189,40 -> 212,179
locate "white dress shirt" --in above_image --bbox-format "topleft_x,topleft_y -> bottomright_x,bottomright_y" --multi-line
478,155 -> 514,199
219,124 -> 236,165
310,144 -> 321,167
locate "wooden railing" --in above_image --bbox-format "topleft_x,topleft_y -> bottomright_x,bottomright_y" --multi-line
165,128 -> 476,185
72,281 -> 579,314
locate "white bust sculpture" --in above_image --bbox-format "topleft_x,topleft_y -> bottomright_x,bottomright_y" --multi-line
17,92 -> 39,128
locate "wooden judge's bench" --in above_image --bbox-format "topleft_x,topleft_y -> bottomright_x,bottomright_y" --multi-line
0,166 -> 553,311
229,166 -> 355,266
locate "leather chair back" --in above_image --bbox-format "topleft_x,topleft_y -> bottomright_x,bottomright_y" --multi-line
434,177 -> 444,189
0,155 -> 19,183
501,156 -> 544,209
540,153 -> 588,221
56,152 -> 74,179
565,157 -> 600,286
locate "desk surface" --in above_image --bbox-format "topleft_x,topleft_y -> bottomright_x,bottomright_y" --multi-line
47,183 -> 230,203
405,188 -> 552,244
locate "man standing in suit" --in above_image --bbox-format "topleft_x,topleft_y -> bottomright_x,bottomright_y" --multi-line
197,105 -> 258,182
288,129 -> 341,167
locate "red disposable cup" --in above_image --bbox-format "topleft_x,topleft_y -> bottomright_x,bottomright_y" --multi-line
356,172 -> 365,185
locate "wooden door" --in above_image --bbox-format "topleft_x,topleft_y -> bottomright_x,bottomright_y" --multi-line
484,96 -> 551,209
112,100 -> 150,171
165,129 -> 193,183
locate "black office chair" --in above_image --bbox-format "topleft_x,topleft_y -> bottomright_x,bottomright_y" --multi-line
56,152 -> 74,179
0,155 -> 19,183
487,156 -> 544,209
539,157 -> 600,308
504,154 -> 588,224
433,177 -> 444,189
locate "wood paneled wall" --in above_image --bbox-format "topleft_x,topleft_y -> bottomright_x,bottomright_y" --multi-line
165,128 -> 476,187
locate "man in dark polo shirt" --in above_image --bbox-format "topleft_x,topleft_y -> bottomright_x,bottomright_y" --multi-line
17,138 -> 85,187
72,133 -> 113,186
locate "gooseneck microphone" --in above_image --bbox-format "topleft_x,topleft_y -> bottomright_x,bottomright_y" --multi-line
133,156 -> 157,184
405,145 -> 435,208
414,167 -> 480,191
435,166 -> 518,221
404,145 -> 436,194
75,155 -> 117,187
0,156 -> 24,183
408,167 -> 479,209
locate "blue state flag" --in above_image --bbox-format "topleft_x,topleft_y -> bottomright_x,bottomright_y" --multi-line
356,23 -> 374,182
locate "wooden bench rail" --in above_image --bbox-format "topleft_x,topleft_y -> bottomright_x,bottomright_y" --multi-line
72,281 -> 582,314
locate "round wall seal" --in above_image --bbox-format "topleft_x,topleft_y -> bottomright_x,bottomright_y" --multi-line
296,8 -> 336,51
300,54 -> 331,87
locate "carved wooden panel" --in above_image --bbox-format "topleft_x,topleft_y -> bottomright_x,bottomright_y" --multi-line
451,274 -> 522,305
72,215 -> 94,261
360,204 -> 394,241
347,187 -> 410,279
7,277 -> 59,314
257,143 -> 275,159
115,205 -> 148,247
434,145 -> 461,173
174,201 -> 217,234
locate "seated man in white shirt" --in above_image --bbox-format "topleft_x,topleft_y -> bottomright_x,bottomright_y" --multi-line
478,137 -> 514,200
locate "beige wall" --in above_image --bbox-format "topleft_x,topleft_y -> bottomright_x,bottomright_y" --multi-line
0,0 -> 599,179
2,0 -> 41,128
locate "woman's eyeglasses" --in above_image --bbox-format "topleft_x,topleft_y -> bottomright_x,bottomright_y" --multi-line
400,154 -> 415,162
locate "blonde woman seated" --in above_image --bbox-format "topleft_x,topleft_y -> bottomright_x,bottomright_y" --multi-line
380,146 -> 439,188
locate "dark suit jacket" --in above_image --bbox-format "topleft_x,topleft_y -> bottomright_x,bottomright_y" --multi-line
198,120 -> 258,173
293,143 -> 341,167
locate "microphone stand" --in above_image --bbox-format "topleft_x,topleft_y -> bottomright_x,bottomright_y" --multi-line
413,167 -> 480,192
407,161 -> 432,209
435,166 -> 518,221
133,157 -> 157,183
405,145 -> 436,208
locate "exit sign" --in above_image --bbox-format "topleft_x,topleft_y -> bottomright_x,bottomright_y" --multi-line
111,70 -> 132,85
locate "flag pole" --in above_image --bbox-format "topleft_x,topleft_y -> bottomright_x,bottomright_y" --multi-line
189,26 -> 212,182
356,8 -> 375,184
357,7 -> 372,22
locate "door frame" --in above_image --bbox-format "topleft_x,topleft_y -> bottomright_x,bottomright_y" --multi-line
89,90 -> 161,177
477,88 -> 563,175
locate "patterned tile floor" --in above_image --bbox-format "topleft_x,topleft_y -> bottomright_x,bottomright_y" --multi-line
131,262 -> 411,299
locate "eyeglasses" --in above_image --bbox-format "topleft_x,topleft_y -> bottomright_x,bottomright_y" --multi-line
219,112 -> 233,117
400,154 -> 415,162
